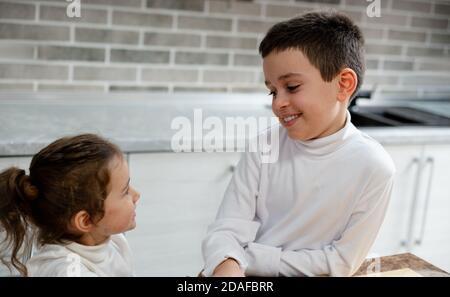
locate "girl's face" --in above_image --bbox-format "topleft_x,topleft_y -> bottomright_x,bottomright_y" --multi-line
94,156 -> 140,237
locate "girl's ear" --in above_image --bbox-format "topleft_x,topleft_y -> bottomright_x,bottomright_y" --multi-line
70,210 -> 93,233
337,68 -> 357,102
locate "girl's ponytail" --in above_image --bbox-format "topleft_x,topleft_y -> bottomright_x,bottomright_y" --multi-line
0,167 -> 38,276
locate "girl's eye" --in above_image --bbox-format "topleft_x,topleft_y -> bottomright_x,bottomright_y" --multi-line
287,85 -> 300,91
268,91 -> 277,97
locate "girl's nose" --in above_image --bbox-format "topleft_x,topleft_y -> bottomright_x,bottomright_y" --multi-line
131,187 -> 140,204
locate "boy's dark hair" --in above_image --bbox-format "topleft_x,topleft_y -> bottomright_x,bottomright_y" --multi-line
259,11 -> 365,101
0,134 -> 122,276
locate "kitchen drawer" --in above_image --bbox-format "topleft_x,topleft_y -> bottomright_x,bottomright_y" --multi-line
0,157 -> 33,172
126,152 -> 242,276
128,152 -> 242,182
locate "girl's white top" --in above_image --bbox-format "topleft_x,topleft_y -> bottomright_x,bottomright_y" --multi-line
27,234 -> 134,277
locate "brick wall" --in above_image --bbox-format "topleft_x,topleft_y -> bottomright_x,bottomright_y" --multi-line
0,0 -> 449,96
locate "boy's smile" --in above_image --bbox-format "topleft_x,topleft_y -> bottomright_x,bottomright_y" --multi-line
282,113 -> 302,127
263,49 -> 348,141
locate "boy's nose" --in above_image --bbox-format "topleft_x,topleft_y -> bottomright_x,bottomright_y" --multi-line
273,94 -> 290,111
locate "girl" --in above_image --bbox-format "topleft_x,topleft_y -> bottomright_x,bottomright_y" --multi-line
0,134 -> 140,276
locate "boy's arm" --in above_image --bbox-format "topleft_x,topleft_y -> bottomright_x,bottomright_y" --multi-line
244,170 -> 395,277
211,258 -> 245,277
201,151 -> 261,277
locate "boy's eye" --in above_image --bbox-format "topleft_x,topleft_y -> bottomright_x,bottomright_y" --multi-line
287,85 -> 300,91
268,90 -> 277,97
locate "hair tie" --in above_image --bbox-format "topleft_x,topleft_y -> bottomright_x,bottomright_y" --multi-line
20,174 -> 39,201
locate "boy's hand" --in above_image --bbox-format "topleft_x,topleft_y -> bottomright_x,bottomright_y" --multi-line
212,258 -> 245,277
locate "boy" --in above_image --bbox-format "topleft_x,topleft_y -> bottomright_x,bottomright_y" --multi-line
201,11 -> 395,277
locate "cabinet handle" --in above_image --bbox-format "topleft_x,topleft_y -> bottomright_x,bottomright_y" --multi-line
414,157 -> 435,245
217,164 -> 237,181
403,157 -> 422,249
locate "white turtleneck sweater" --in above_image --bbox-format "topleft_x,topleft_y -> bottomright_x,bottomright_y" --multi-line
26,234 -> 134,277
202,111 -> 396,277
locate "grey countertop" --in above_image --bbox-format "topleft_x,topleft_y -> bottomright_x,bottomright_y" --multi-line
1,92 -> 450,157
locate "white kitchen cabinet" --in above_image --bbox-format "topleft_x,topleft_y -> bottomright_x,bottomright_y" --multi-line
370,143 -> 450,273
2,142 -> 448,276
410,144 -> 450,272
126,152 -> 242,276
0,156 -> 33,171
0,156 -> 33,277
369,144 -> 425,257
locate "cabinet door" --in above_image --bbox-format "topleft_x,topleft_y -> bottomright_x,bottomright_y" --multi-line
0,157 -> 33,277
411,144 -> 450,272
0,157 -> 32,171
369,145 -> 424,257
126,152 -> 242,276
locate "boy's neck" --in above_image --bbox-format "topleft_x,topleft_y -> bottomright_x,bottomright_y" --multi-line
311,109 -> 348,140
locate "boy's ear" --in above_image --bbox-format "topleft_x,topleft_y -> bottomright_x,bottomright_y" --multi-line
337,68 -> 357,102
70,210 -> 94,234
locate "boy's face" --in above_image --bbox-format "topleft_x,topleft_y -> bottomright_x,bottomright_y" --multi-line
263,49 -> 344,141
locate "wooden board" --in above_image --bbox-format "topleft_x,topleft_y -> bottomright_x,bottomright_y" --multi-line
360,268 -> 422,277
